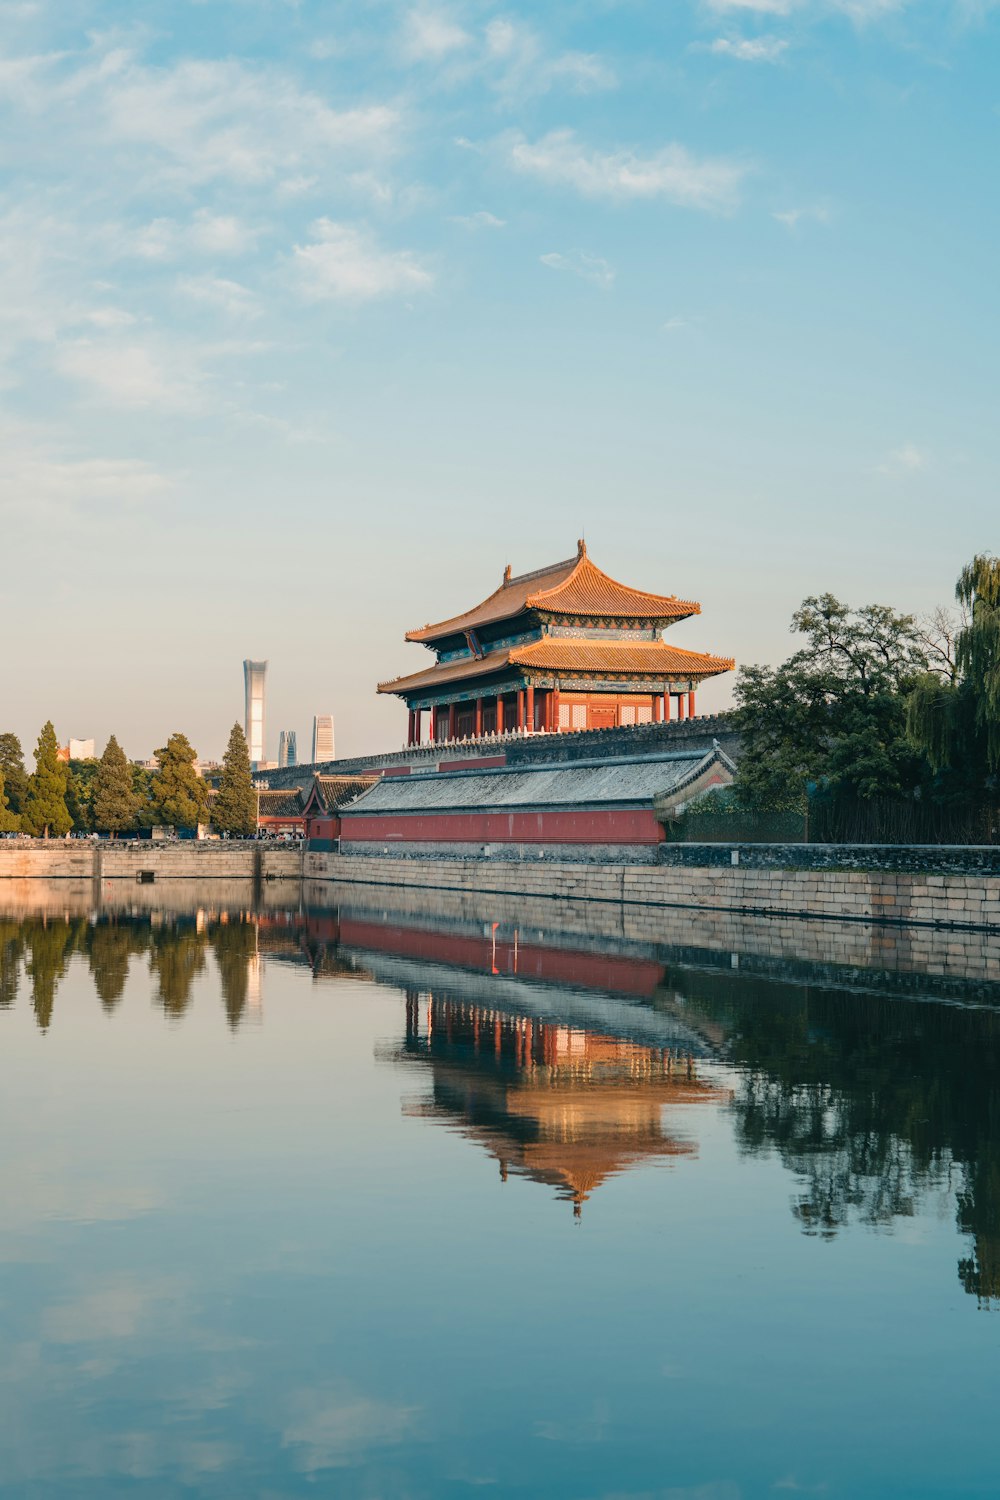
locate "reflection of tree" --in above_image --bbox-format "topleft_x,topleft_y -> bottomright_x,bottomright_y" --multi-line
668,967 -> 1000,1308
148,922 -> 208,1019
0,920 -> 24,1009
24,918 -> 85,1032
87,920 -> 149,1012
209,915 -> 258,1030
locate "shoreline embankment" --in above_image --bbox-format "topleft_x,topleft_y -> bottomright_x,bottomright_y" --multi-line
2,841 -> 999,932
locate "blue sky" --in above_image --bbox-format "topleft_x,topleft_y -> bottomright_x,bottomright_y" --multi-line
1,0 -> 997,760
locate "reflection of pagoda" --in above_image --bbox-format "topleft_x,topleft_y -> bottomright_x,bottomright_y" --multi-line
396,994 -> 729,1217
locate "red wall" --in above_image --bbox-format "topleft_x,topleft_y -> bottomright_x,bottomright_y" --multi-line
341,807 -> 663,845
339,918 -> 665,996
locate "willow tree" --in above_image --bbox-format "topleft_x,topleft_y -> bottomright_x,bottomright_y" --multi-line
908,555 -> 1000,798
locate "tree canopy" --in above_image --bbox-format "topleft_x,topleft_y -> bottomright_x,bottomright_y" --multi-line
907,554 -> 1000,799
0,768 -> 19,833
149,733 -> 210,830
212,723 -> 257,837
0,734 -> 27,815
732,593 -> 931,810
92,736 -> 140,835
22,722 -> 72,838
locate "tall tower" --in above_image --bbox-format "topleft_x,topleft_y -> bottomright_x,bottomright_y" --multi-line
312,714 -> 334,764
278,729 -> 297,768
243,659 -> 268,769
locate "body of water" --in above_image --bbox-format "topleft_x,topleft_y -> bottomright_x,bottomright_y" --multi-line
2,884 -> 999,1498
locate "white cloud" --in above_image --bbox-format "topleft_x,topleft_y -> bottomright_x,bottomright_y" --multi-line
177,275 -> 259,318
403,7 -> 471,60
0,419 -> 170,515
509,129 -> 747,212
540,250 -> 615,288
293,220 -> 432,301
128,212 -> 260,261
84,307 -> 137,329
876,442 -> 927,474
705,0 -> 795,12
709,35 -> 789,58
4,44 -> 400,190
449,210 -> 506,229
54,339 -> 196,409
483,19 -> 617,99
773,204 -> 832,228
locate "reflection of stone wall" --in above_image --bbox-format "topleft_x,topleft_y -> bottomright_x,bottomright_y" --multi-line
304,851 -> 1000,933
304,879 -> 1000,993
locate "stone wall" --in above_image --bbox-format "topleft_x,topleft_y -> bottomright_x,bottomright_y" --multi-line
308,879 -> 1000,997
304,850 -> 1000,931
0,843 -> 302,882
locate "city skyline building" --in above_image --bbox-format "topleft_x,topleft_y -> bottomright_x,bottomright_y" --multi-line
278,729 -> 297,769
312,714 -> 335,764
243,659 -> 268,770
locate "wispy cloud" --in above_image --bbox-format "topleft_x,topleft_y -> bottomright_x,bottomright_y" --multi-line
54,339 -> 199,410
128,212 -> 261,262
540,250 -> 615,287
293,220 -> 433,301
876,441 -> 927,474
402,7 -> 471,61
773,204 -> 832,229
0,418 -> 171,516
708,35 -> 789,59
177,275 -> 259,319
449,210 -> 506,229
508,129 -> 747,212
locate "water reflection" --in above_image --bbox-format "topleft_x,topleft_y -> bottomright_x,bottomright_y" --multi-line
1,892 -> 999,1311
392,995 -> 728,1216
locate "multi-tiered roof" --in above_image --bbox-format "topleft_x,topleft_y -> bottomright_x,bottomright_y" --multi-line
379,541 -> 733,740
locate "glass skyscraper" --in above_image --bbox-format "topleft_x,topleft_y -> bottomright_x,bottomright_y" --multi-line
312,714 -> 334,764
243,659 -> 267,769
278,729 -> 297,768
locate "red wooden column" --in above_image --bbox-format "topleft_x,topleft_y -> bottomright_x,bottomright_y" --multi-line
517,690 -> 525,732
448,702 -> 457,741
688,690 -> 696,719
653,694 -> 662,724
496,695 -> 505,734
407,710 -> 414,746
663,693 -> 671,722
526,683 -> 535,732
552,685 -> 561,732
475,697 -> 483,737
677,694 -> 687,721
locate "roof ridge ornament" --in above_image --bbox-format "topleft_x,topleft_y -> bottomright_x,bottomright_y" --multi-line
577,537 -> 587,558
503,564 -> 512,583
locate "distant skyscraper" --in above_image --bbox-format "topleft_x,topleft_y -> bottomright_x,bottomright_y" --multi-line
278,729 -> 297,768
243,659 -> 268,769
312,714 -> 335,764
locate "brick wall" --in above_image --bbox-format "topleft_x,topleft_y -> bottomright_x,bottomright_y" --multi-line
304,850 -> 1000,931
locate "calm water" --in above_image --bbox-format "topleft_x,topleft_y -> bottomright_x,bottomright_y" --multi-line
2,886 -> 999,1499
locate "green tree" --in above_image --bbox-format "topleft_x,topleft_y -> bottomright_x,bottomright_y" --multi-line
210,915 -> 259,1029
212,723 -> 257,837
149,733 -> 210,830
0,733 -> 27,815
732,594 -> 931,810
22,722 -> 72,838
908,554 -> 1000,801
92,736 -> 140,836
149,923 -> 207,1018
65,761 -> 97,832
0,768 -> 19,833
